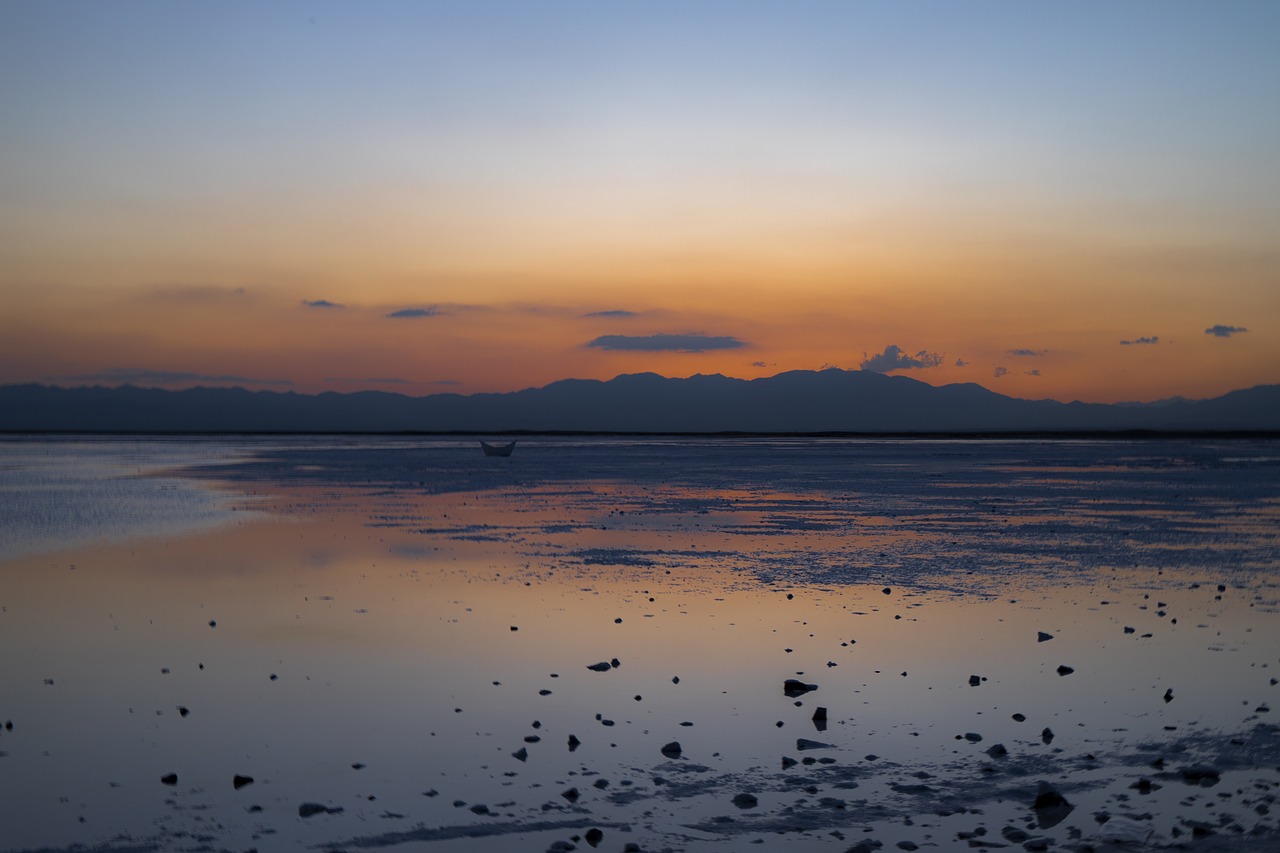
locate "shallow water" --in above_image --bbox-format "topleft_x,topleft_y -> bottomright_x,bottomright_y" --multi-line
0,436 -> 1277,852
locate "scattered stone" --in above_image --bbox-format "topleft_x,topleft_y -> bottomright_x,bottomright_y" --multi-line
1124,626 -> 1135,634
524,735 -> 541,743
1041,727 -> 1055,744
1032,782 -> 1073,828
470,804 -> 490,815
672,676 -> 680,684
986,743 -> 1008,758
1056,665 -> 1074,676
561,787 -> 579,802
160,773 -> 178,786
969,675 -> 982,687
660,741 -> 682,759
964,732 -> 983,742
1129,778 -> 1161,794
896,842 -> 919,851
797,738 -> 833,750
732,792 -> 759,809
784,679 -> 818,697
1181,765 -> 1221,786
584,827 -> 604,847
882,587 -> 892,595
298,802 -> 343,817
233,774 -> 254,790
351,762 -> 366,770
208,620 -> 216,628
586,662 -> 611,672
610,658 -> 621,668
510,626 -> 518,631
567,735 -> 581,751
781,756 -> 798,769
512,747 -> 528,762
177,706 -> 189,718
1164,688 -> 1174,703
539,689 -> 553,696
1011,713 -> 1026,722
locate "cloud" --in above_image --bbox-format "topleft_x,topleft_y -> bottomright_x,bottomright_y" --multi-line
585,333 -> 747,352
1008,348 -> 1046,357
954,358 -> 969,367
1204,324 -> 1247,338
323,376 -> 411,385
859,344 -> 944,373
303,299 -> 345,309
1120,336 -> 1159,345
993,366 -> 1008,378
386,307 -> 440,319
67,368 -> 293,387
584,309 -> 638,318
433,379 -> 461,386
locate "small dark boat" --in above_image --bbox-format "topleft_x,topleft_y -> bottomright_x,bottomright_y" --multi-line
479,440 -> 516,457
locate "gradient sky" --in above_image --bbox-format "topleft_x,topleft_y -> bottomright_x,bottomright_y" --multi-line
2,1 -> 1277,403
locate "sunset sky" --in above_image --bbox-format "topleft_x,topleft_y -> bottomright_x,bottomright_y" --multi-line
2,1 -> 1277,403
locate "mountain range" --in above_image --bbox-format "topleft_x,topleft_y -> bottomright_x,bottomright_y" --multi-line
1,370 -> 1277,433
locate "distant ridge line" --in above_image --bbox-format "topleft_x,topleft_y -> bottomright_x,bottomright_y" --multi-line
1,369 -> 1277,433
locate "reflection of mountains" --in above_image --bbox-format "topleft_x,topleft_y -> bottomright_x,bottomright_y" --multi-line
3,368 -> 1278,432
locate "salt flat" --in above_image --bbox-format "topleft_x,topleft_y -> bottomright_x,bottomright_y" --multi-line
0,436 -> 1276,852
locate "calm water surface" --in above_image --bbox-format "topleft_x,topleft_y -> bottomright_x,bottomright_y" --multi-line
0,436 -> 1277,852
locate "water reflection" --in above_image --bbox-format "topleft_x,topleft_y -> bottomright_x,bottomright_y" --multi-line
0,438 -> 1277,852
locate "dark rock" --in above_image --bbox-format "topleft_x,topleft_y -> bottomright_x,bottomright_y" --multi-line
177,706 -> 189,718
208,620 -> 216,628
470,804 -> 490,814
561,786 -> 580,802
513,747 -> 528,762
584,827 -> 604,847
586,662 -> 611,672
1011,713 -> 1026,722
784,679 -> 818,697
781,756 -> 798,769
882,587 -> 892,595
660,741 -> 682,759
964,732 -> 983,742
1032,782 -> 1073,828
567,734 -> 581,751
812,706 -> 828,721
160,773 -> 178,786
1129,778 -> 1161,794
233,774 -> 254,790
797,738 -> 833,750
547,842 -> 575,853
845,842 -> 883,853
732,792 -> 759,809
524,735 -> 541,743
969,675 -> 982,686
986,743 -> 1008,758
1041,727 -> 1054,744
896,843 -> 918,851
1037,632 -> 1053,642
1124,626 -> 1135,634
1056,665 -> 1074,676
1001,826 -> 1029,842
1164,688 -> 1174,703
592,778 -> 609,789
351,762 -> 365,770
298,802 -> 342,817
610,658 -> 621,668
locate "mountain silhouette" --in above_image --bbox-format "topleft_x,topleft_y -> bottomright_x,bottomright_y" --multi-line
1,369 -> 1277,433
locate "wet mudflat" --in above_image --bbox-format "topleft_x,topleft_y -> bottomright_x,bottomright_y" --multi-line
0,436 -> 1277,852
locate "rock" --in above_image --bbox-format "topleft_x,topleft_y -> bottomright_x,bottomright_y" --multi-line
882,587 -> 892,595
969,675 -> 982,686
561,786 -> 579,802
784,679 -> 818,697
1032,782 -> 1073,828
1056,665 -> 1074,676
567,734 -> 581,751
1181,765 -> 1221,786
660,741 -> 682,759
610,658 -> 621,668
208,620 -> 216,628
524,735 -> 541,743
781,756 -> 798,769
586,662 -> 611,672
160,773 -> 178,786
797,738 -> 833,750
513,747 -> 528,762
470,804 -> 490,814
845,842 -> 883,853
298,802 -> 342,817
510,626 -> 518,631
1041,727 -> 1054,744
1129,777 -> 1161,793
672,675 -> 680,684
1037,632 -> 1053,642
177,706 -> 189,718
964,732 -> 983,742
1011,713 -> 1026,722
584,827 -> 604,847
896,843 -> 919,851
351,762 -> 366,770
233,774 -> 254,790
1164,688 -> 1174,703
732,792 -> 759,809
548,842 -> 576,852
986,743 -> 1008,758
812,706 -> 828,722
1123,626 -> 1135,634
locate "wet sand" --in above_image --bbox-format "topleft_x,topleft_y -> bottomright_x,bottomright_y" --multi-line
0,436 -> 1276,851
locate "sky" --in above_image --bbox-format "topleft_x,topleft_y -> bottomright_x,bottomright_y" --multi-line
2,1 -> 1278,404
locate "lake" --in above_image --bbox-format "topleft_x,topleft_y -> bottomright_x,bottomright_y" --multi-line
0,436 -> 1277,852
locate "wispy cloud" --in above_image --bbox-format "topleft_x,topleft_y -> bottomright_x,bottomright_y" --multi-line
433,379 -> 461,386
583,309 -> 638,319
993,366 -> 1008,378
66,368 -> 292,387
323,376 -> 411,385
860,344 -> 943,373
386,307 -> 441,319
954,357 -> 969,367
1120,336 -> 1159,345
1204,324 -> 1247,338
1008,348 -> 1047,357
303,299 -> 345,309
145,284 -> 248,302
585,333 -> 747,352
1025,369 -> 1042,376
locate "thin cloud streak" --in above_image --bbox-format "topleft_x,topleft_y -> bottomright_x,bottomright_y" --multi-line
585,333 -> 747,352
